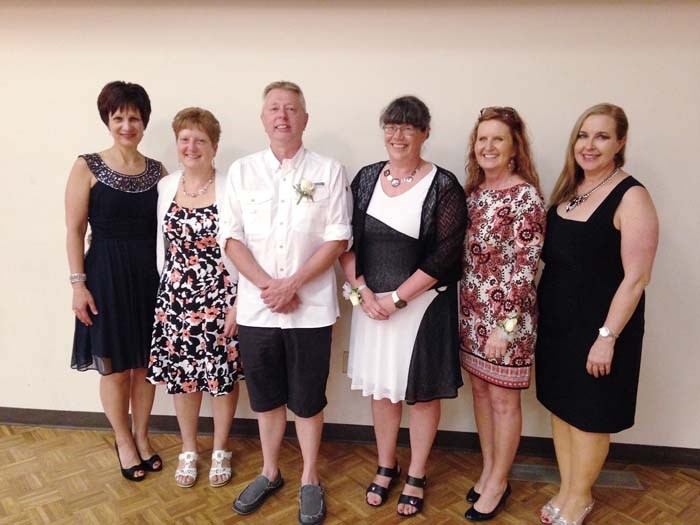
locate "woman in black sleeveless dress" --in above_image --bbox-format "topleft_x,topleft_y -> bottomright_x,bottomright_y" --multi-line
535,104 -> 658,524
65,81 -> 165,481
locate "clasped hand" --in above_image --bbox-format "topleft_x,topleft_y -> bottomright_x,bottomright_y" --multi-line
359,288 -> 392,320
260,277 -> 301,313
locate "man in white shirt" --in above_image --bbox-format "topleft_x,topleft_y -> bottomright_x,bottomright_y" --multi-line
219,81 -> 351,524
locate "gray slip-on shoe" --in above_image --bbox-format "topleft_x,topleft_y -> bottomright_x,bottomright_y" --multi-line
298,484 -> 326,525
231,471 -> 284,515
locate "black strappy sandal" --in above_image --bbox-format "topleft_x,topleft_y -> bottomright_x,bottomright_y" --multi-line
366,464 -> 401,506
397,474 -> 427,517
114,442 -> 145,482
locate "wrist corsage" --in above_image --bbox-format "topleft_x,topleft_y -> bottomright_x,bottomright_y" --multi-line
294,178 -> 315,204
342,282 -> 366,306
495,315 -> 518,342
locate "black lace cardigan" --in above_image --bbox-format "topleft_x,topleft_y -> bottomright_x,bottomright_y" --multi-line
351,161 -> 468,288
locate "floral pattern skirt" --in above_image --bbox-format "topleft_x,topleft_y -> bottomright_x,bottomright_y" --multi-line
148,202 -> 242,395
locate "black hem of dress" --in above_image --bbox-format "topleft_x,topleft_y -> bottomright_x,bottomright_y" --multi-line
405,392 -> 460,405
537,395 -> 634,434
71,364 -> 148,376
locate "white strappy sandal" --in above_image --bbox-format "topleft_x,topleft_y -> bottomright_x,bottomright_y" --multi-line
175,451 -> 198,488
209,450 -> 233,487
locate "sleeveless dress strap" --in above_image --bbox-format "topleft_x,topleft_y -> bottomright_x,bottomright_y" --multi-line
593,176 -> 644,223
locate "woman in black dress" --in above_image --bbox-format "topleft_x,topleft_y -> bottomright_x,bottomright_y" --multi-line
536,104 -> 658,524
66,81 -> 165,481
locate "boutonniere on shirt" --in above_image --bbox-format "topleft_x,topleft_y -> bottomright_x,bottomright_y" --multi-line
294,178 -> 315,204
342,282 -> 365,306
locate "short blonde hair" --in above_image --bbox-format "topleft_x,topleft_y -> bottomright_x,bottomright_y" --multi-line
171,107 -> 221,144
262,80 -> 306,111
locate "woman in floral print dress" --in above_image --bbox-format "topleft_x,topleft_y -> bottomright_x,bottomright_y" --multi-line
459,107 -> 546,521
148,108 -> 242,489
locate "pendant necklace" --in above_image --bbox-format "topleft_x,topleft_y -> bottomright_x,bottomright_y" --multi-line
181,171 -> 215,198
383,161 -> 421,188
565,167 -> 619,213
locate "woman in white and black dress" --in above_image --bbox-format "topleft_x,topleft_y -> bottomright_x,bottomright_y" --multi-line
340,96 -> 468,518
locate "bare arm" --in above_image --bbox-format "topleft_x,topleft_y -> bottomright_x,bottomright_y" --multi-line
376,269 -> 437,317
65,158 -> 98,326
586,185 -> 659,378
484,188 -> 546,359
224,238 -> 272,289
339,249 -> 390,320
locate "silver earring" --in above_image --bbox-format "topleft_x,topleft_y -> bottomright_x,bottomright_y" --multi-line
211,158 -> 216,169
508,158 -> 516,172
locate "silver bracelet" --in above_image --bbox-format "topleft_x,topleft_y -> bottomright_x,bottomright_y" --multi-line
69,273 -> 87,284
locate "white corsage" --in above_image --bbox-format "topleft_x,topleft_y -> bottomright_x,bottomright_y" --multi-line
495,315 -> 518,342
294,178 -> 315,204
342,282 -> 365,306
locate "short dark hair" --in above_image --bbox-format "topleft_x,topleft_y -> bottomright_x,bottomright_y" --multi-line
97,81 -> 152,128
379,95 -> 431,131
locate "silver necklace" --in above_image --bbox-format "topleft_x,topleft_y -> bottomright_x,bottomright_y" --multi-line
181,172 -> 215,198
383,162 -> 421,188
565,167 -> 619,213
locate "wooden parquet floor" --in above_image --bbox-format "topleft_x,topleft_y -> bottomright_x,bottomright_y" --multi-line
1,424 -> 699,524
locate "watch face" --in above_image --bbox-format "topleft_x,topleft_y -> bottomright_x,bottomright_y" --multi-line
599,327 -> 611,337
395,299 -> 407,309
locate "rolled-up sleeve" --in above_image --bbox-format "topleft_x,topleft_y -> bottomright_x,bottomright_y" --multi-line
322,162 -> 353,247
217,161 -> 245,251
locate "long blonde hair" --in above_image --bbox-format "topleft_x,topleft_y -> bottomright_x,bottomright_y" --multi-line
464,107 -> 541,195
549,103 -> 629,206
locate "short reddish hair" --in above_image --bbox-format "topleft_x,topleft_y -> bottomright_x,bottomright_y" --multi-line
172,107 -> 221,145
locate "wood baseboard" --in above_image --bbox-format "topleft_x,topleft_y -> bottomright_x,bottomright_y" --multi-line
2,406 -> 697,467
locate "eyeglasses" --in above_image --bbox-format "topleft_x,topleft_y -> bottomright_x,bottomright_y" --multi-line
382,124 -> 419,137
480,106 -> 519,121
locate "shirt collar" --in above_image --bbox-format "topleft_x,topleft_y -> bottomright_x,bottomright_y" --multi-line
264,145 -> 306,173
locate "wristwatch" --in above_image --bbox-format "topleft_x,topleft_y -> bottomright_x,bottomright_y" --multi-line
391,291 -> 407,309
598,326 -> 618,339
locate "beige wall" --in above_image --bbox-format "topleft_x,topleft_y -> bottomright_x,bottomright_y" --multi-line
1,1 -> 698,449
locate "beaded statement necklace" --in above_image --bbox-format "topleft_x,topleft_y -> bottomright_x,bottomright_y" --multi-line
181,171 -> 215,198
565,167 -> 619,213
383,162 -> 421,188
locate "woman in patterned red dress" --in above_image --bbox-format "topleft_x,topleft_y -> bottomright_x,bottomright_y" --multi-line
459,107 -> 546,521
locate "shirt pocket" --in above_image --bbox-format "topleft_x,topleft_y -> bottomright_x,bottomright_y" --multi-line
239,190 -> 273,237
293,184 -> 329,234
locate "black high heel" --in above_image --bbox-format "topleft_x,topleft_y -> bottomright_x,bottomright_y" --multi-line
114,442 -> 145,482
465,483 -> 511,521
139,453 -> 163,472
466,485 -> 480,503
